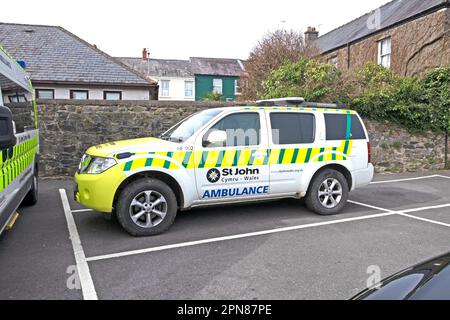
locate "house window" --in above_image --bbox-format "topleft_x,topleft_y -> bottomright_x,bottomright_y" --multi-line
235,79 -> 241,95
8,94 -> 27,103
328,56 -> 338,67
184,81 -> 193,97
35,89 -> 54,100
161,80 -> 170,97
213,79 -> 223,94
103,91 -> 122,100
70,90 -> 89,100
378,37 -> 391,69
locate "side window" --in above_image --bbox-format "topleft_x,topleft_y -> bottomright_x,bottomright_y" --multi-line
203,112 -> 260,147
270,113 -> 315,145
350,115 -> 367,140
9,101 -> 35,133
324,114 -> 366,141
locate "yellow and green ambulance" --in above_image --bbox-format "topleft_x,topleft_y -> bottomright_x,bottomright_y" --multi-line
0,47 -> 39,235
75,97 -> 374,237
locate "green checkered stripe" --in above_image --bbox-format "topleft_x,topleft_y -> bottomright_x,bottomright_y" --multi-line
0,135 -> 38,193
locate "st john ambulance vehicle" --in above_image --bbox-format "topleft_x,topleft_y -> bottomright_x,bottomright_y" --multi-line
75,98 -> 374,236
0,47 -> 39,235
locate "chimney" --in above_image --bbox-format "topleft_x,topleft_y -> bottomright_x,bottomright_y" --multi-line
304,26 -> 319,42
142,48 -> 149,61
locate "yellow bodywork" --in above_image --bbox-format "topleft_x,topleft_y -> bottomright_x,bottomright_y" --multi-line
75,164 -> 126,213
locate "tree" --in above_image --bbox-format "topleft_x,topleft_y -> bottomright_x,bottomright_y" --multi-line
241,29 -> 319,100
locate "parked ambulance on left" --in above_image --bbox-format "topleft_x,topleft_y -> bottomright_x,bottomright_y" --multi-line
0,47 -> 39,235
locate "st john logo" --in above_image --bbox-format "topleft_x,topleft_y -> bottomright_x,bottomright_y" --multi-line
206,168 -> 221,183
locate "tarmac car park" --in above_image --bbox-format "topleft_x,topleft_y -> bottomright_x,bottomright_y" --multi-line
0,171 -> 449,300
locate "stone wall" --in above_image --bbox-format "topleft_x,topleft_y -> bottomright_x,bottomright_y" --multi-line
322,7 -> 450,77
32,100 -> 448,176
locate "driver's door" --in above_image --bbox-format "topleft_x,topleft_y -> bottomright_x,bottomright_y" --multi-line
194,110 -> 270,203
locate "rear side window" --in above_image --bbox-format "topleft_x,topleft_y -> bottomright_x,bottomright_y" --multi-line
270,113 -> 315,145
324,114 -> 366,141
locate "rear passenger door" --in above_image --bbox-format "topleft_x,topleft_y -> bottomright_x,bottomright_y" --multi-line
267,111 -> 317,194
323,113 -> 368,171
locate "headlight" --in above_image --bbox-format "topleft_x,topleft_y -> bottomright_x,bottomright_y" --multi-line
86,157 -> 117,174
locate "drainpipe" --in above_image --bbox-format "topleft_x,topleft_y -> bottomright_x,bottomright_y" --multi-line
347,43 -> 351,69
445,129 -> 449,169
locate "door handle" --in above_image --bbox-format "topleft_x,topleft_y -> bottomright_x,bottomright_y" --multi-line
253,151 -> 267,158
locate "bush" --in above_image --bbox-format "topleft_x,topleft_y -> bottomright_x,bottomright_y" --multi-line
262,58 -> 345,103
203,92 -> 224,101
351,63 -> 450,133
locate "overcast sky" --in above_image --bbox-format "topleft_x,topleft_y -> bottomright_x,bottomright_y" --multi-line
1,0 -> 391,60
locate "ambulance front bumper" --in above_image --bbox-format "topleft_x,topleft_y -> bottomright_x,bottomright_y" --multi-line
74,165 -> 126,213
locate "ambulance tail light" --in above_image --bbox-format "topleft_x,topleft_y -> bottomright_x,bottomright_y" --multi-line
367,142 -> 372,164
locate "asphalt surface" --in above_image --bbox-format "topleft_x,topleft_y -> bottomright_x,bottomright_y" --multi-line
0,171 -> 449,300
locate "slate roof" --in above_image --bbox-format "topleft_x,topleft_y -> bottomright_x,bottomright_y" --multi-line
119,58 -> 193,78
315,0 -> 448,53
0,22 -> 156,87
190,57 -> 245,77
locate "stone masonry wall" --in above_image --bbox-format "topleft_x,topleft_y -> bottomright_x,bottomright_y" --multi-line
33,100 -> 448,176
322,8 -> 450,77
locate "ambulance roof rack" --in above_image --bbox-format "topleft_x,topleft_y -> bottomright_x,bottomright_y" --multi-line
255,97 -> 343,109
256,97 -> 305,106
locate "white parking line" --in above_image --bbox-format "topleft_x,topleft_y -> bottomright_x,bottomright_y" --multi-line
59,189 -> 98,300
85,201 -> 450,263
370,174 -> 442,184
86,211 -> 396,262
436,175 -> 450,179
397,212 -> 450,228
347,200 -> 393,213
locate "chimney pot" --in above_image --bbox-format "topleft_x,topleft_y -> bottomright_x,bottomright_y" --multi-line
305,26 -> 319,42
142,48 -> 149,61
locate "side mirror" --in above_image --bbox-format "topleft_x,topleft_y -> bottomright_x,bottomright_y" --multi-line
203,130 -> 227,148
0,106 -> 17,150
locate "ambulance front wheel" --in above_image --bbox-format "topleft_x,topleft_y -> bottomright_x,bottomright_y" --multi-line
116,178 -> 178,237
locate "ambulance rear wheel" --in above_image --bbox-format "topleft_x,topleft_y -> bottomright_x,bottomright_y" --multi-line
23,170 -> 38,206
305,169 -> 349,215
116,178 -> 177,237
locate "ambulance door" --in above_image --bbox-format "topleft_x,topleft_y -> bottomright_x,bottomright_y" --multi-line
194,110 -> 270,203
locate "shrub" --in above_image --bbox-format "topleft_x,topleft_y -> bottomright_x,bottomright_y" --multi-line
203,92 -> 224,101
262,58 -> 344,103
351,63 -> 450,133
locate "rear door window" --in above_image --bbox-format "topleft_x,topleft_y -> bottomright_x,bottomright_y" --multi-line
324,114 -> 366,141
270,113 -> 315,145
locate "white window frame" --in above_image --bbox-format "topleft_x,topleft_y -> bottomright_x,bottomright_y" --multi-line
234,79 -> 241,95
184,81 -> 194,97
212,78 -> 223,94
328,56 -> 338,68
161,80 -> 170,97
378,37 -> 391,69
35,89 -> 54,100
8,94 -> 27,103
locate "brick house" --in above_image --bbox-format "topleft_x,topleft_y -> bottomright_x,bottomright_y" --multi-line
0,23 -> 158,102
307,0 -> 450,77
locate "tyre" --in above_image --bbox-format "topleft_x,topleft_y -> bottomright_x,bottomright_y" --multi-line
23,171 -> 38,206
116,178 -> 178,237
305,169 -> 349,216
